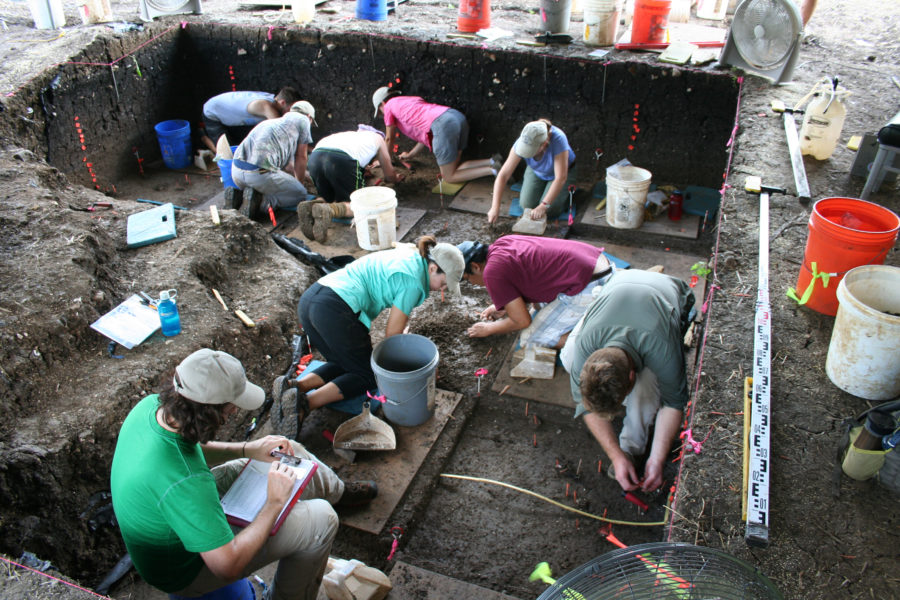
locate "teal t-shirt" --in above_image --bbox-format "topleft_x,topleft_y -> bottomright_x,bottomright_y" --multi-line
110,396 -> 234,593
319,246 -> 430,328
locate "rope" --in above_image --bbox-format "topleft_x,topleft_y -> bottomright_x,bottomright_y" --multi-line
0,555 -> 112,599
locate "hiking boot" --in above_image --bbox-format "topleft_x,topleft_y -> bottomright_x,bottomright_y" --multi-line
224,187 -> 241,210
335,480 -> 378,508
270,376 -> 309,441
240,189 -> 264,221
312,202 -> 333,243
607,451 -> 634,481
298,198 -> 324,240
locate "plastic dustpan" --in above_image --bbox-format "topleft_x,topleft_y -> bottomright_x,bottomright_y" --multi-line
332,401 -> 396,451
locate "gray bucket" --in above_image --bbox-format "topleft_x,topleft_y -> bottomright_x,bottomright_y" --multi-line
370,334 -> 439,427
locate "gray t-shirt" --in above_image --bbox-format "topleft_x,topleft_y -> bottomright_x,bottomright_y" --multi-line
235,112 -> 313,172
202,91 -> 274,126
568,270 -> 694,417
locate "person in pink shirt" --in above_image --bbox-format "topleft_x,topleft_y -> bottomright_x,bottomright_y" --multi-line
372,87 -> 496,183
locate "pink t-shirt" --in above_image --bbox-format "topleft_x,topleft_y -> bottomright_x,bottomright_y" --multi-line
383,96 -> 449,150
483,235 -> 603,309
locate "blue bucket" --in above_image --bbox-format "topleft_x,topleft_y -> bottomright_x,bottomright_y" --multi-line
154,119 -> 192,170
168,578 -> 255,600
218,145 -> 240,189
371,334 -> 438,427
356,0 -> 387,21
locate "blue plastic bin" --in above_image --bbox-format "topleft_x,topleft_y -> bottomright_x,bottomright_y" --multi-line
356,0 -> 387,20
154,119 -> 192,170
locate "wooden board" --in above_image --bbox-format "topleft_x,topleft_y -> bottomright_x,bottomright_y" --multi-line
580,199 -> 702,239
322,389 -> 463,535
448,179 -> 509,216
282,206 -> 426,260
490,242 -> 707,407
384,561 -> 522,599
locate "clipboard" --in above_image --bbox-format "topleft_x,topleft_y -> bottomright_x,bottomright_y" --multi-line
220,457 -> 318,535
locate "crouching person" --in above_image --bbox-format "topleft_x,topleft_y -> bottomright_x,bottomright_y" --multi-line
110,349 -> 376,600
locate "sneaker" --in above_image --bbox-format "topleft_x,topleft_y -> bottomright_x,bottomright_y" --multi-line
270,376 -> 309,440
224,187 -> 241,210
311,203 -> 332,243
335,480 -> 378,508
240,189 -> 263,221
298,200 -> 317,240
490,153 -> 504,172
607,451 -> 634,480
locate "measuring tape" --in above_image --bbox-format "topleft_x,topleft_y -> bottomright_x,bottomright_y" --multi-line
743,177 -> 779,548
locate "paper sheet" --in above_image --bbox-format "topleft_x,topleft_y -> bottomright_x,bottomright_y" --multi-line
90,294 -> 160,349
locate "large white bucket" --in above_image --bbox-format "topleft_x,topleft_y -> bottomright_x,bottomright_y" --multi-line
825,265 -> 900,400
583,0 -> 618,46
349,187 -> 398,251
29,0 -> 65,28
605,165 -> 651,229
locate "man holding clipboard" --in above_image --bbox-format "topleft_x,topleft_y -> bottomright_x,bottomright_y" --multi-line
111,349 -> 377,600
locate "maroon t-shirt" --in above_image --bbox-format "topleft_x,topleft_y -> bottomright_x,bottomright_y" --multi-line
482,235 -> 602,309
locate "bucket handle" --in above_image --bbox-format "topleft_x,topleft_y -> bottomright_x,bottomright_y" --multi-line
383,378 -> 432,406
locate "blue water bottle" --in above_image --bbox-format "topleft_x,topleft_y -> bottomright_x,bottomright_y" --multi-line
158,289 -> 181,336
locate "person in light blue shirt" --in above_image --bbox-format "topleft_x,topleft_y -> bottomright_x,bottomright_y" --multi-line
488,119 -> 576,224
272,236 -> 466,437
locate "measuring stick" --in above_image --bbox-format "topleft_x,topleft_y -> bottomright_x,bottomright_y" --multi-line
743,177 -> 784,548
771,101 -> 810,204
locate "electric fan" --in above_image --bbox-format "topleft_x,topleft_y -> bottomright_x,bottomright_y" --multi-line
139,0 -> 202,21
536,543 -> 784,600
719,0 -> 803,84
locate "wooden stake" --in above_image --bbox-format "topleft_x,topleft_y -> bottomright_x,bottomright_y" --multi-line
499,384 -> 510,396
212,288 -> 229,311
210,205 -> 220,225
234,309 -> 255,327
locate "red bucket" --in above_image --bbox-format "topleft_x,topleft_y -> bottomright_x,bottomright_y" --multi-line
793,197 -> 899,315
457,0 -> 490,32
631,0 -> 671,43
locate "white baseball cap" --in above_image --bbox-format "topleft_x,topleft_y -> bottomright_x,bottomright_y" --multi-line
514,121 -> 550,159
173,349 -> 265,411
291,100 -> 318,126
372,86 -> 391,118
430,243 -> 466,297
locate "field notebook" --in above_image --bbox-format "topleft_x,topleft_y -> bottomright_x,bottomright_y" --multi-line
220,457 -> 318,535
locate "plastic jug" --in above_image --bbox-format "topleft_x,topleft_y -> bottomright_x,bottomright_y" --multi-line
291,0 -> 314,23
799,81 -> 850,160
158,289 -> 181,337
322,557 -> 391,600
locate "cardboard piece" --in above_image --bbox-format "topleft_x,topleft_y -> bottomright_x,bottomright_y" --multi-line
322,389 -> 463,535
511,209 -> 547,235
386,562 -> 521,600
431,180 -> 467,196
448,179 -> 509,216
126,202 -> 177,248
579,197 -> 701,239
509,345 -> 557,379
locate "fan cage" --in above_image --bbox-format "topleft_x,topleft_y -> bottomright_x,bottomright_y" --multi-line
731,0 -> 799,69
536,543 -> 783,600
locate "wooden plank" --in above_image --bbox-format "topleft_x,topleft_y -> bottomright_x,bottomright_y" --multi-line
579,199 -> 702,239
448,179 -> 509,216
322,389 -> 463,535
385,561 -> 522,600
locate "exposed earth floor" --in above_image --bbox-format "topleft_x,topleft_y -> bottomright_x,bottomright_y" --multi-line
0,0 -> 899,598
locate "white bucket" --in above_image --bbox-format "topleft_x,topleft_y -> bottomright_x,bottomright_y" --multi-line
605,165 -> 651,229
349,187 -> 398,251
696,0 -> 727,20
29,0 -> 65,28
825,265 -> 900,400
583,0 -> 618,45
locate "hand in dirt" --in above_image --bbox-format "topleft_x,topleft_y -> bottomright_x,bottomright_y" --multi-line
391,172 -> 406,183
246,435 -> 294,461
398,151 -> 412,161
480,305 -> 504,321
266,461 -> 297,508
487,206 -> 500,224
614,455 -> 641,492
467,322 -> 493,338
640,458 -> 664,493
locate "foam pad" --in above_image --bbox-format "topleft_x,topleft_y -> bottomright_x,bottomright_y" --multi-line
294,359 -> 380,415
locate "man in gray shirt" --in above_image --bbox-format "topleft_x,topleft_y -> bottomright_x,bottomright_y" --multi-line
561,270 -> 694,493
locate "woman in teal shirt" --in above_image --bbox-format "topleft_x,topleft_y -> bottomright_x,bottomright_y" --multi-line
276,235 -> 465,435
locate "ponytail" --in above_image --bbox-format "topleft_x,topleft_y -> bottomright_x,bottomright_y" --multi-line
415,235 -> 437,259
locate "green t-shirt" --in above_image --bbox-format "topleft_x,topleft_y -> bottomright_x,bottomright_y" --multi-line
568,270 -> 695,417
319,246 -> 430,328
110,396 -> 234,593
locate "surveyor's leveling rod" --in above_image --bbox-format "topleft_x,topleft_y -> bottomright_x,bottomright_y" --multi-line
743,177 -> 784,548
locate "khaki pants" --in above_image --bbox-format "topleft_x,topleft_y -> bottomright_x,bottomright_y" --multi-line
174,441 -> 344,600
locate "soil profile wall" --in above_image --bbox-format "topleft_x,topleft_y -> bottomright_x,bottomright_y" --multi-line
38,25 -> 738,191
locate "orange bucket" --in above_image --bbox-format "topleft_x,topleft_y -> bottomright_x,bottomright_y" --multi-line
792,197 -> 899,315
457,0 -> 490,32
631,0 -> 671,43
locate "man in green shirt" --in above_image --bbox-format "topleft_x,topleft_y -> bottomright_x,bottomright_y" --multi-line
560,270 -> 695,493
110,349 -> 376,599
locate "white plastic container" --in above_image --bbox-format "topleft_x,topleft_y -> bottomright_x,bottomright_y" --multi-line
350,187 -> 398,251
668,0 -> 690,22
583,0 -> 618,46
605,165 -> 651,229
799,87 -> 849,160
29,0 -> 65,28
291,0 -> 315,23
322,557 -> 392,600
825,265 -> 900,400
695,0 -> 727,20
